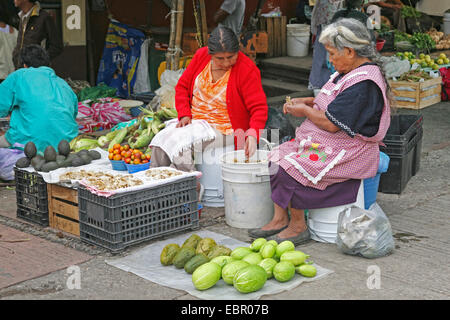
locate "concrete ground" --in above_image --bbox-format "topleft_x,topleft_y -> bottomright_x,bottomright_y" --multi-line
0,100 -> 449,300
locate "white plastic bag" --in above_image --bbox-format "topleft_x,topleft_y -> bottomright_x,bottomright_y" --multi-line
154,69 -> 185,110
336,202 -> 395,259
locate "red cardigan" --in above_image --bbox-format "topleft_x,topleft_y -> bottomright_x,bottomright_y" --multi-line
175,47 -> 268,145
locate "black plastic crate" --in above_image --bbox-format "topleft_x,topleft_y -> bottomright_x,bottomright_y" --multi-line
384,114 -> 423,143
379,128 -> 423,194
78,176 -> 199,253
412,128 -> 423,177
14,167 -> 49,226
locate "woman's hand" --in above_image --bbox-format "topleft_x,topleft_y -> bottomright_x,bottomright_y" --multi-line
291,97 -> 315,107
245,135 -> 257,159
283,102 -> 307,118
176,116 -> 192,128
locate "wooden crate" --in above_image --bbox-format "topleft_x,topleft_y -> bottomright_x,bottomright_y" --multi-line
47,184 -> 79,237
258,16 -> 287,57
389,77 -> 442,110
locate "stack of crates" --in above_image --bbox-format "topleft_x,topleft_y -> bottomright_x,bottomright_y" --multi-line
379,114 -> 424,194
78,175 -> 199,253
14,168 -> 49,226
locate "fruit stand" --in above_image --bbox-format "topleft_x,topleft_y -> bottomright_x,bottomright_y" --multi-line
11,99 -> 204,251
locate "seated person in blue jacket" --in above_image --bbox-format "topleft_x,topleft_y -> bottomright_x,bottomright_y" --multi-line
0,44 -> 78,154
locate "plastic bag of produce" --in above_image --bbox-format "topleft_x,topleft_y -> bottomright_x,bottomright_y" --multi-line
0,146 -> 25,181
336,203 -> 395,259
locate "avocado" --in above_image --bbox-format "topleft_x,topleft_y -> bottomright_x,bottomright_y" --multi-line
57,140 -> 71,156
32,159 -> 46,171
31,155 -> 44,168
88,150 -> 101,160
77,149 -> 89,157
24,142 -> 37,159
44,146 -> 57,162
79,154 -> 92,165
56,155 -> 66,167
71,156 -> 84,167
16,157 -> 31,168
41,161 -> 59,172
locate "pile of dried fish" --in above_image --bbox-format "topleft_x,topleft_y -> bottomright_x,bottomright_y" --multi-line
145,168 -> 183,180
60,170 -> 143,191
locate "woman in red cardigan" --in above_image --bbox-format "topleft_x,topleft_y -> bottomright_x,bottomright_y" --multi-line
151,26 -> 268,175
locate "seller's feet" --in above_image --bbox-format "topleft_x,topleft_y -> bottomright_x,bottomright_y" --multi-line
277,223 -> 307,239
248,217 -> 289,239
268,224 -> 311,246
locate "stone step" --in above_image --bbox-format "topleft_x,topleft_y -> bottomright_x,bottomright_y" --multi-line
258,55 -> 312,85
262,78 -> 310,98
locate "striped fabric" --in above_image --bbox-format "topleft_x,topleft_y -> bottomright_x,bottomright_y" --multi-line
268,65 -> 391,190
191,62 -> 233,135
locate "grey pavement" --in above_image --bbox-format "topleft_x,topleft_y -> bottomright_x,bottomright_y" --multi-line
0,101 -> 449,301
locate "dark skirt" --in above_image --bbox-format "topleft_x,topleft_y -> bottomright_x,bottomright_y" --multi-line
269,162 -> 361,210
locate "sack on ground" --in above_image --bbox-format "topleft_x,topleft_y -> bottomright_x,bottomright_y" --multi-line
0,147 -> 25,181
336,203 -> 395,259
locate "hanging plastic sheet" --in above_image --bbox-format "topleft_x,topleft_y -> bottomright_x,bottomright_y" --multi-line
97,20 -> 145,98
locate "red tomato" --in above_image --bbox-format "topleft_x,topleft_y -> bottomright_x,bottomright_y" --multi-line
124,158 -> 131,164
133,158 -> 141,164
142,159 -> 148,164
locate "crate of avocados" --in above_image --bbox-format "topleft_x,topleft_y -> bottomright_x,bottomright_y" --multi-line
389,76 -> 442,110
47,184 -> 79,236
14,167 -> 49,226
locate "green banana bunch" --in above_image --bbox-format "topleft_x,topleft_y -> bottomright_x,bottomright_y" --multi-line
74,138 -> 100,152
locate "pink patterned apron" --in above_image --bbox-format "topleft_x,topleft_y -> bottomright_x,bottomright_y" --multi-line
268,65 -> 391,190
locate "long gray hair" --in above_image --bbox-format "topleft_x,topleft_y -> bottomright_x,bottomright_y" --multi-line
319,18 -> 393,105
208,26 -> 240,55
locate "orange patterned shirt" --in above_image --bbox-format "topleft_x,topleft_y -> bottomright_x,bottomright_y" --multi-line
191,61 -> 233,135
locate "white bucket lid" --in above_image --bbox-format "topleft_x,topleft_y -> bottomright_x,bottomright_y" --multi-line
287,23 -> 310,31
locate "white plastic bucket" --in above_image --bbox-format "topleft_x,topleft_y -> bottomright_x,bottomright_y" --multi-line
307,180 -> 365,243
221,150 -> 274,229
195,143 -> 235,207
286,24 -> 310,57
444,13 -> 450,35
